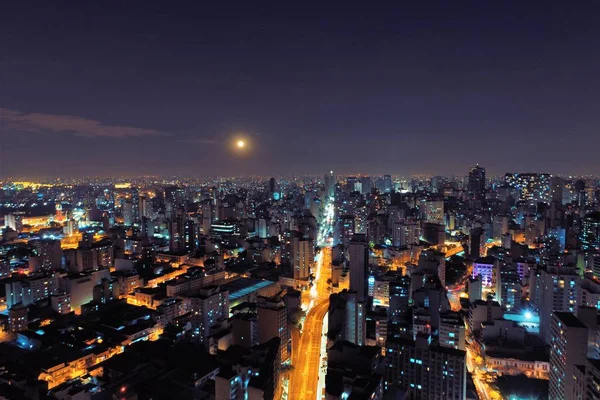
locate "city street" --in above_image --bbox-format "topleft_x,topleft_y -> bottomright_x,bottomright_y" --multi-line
447,261 -> 501,400
288,198 -> 335,400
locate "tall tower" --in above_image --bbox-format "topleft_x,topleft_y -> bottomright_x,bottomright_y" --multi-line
549,312 -> 588,400
348,234 -> 368,346
349,234 -> 368,302
268,177 -> 278,200
325,170 -> 335,199
291,237 -> 312,280
131,187 -> 140,224
468,164 -> 486,200
383,175 -> 392,193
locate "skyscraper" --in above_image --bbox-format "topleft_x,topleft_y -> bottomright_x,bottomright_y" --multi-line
122,200 -> 134,226
360,176 -> 372,195
468,164 -> 486,200
168,209 -> 185,253
386,335 -> 467,399
536,266 -> 580,344
549,312 -> 588,400
36,239 -> 63,271
324,170 -> 336,198
581,212 -> 600,251
348,234 -> 368,345
383,174 -> 392,193
268,177 -> 280,200
257,296 -> 290,364
131,187 -> 140,223
291,237 -> 312,280
349,234 -> 368,303
184,219 -> 197,252
190,287 -> 229,344
551,176 -> 564,203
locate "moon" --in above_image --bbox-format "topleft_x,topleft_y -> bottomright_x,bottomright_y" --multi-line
236,140 -> 246,148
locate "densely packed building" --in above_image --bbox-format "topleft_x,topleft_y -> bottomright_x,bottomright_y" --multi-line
0,170 -> 599,399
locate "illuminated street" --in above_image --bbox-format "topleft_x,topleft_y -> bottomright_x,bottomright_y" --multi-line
289,198 -> 335,400
448,273 -> 501,400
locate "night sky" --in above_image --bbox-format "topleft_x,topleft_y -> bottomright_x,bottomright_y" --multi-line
2,2 -> 600,178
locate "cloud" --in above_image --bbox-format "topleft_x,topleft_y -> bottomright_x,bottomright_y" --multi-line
177,138 -> 221,145
0,108 -> 166,138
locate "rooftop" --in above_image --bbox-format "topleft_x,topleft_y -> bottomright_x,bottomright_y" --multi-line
554,312 -> 587,329
220,277 -> 276,301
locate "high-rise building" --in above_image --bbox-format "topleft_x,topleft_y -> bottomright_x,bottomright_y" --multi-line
345,176 -> 359,193
549,312 -> 588,400
388,275 -> 411,323
418,249 -> 446,287
439,311 -> 466,351
468,299 -> 503,333
472,256 -> 498,288
392,220 -> 420,248
505,173 -> 552,203
354,205 -> 368,234
4,212 -> 24,232
383,175 -> 392,193
215,337 -> 281,400
538,266 -> 580,344
201,202 -> 212,234
122,200 -> 134,226
422,200 -> 444,225
584,358 -> 600,400
338,215 -> 355,247
268,177 -> 276,193
36,239 -> 62,271
139,194 -> 148,219
184,219 -> 197,252
467,275 -> 482,302
348,234 -> 368,346
386,334 -> 466,400
8,304 -> 28,333
257,296 -> 290,364
468,164 -> 486,200
469,227 -> 485,259
349,234 -> 368,303
581,212 -> 600,251
551,176 -> 564,203
496,266 -> 522,312
342,291 -> 366,346
130,187 -> 140,223
577,275 -> 600,312
5,273 -> 59,308
268,177 -> 280,200
290,237 -> 312,280
421,222 -> 445,245
360,176 -> 372,195
325,171 -> 336,198
189,287 -> 229,343
492,214 -> 509,240
50,293 -> 71,314
168,209 -> 185,253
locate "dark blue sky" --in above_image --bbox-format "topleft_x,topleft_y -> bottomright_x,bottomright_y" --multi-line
2,2 -> 600,178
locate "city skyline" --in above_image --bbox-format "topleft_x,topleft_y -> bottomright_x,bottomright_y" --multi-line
2,3 -> 600,399
2,2 -> 600,178
1,171 -> 600,399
